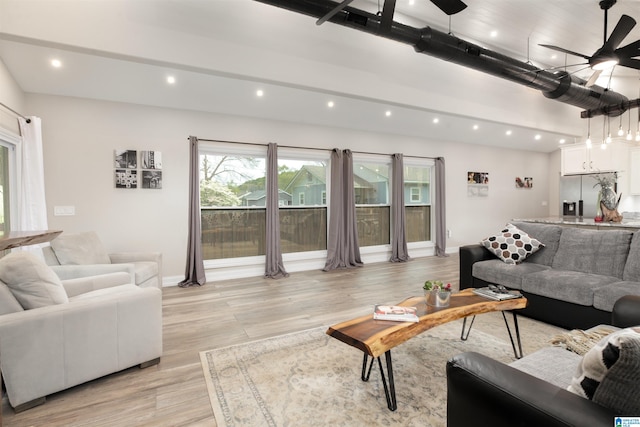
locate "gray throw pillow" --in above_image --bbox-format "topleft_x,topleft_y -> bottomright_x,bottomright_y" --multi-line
567,327 -> 640,414
50,231 -> 111,265
0,251 -> 69,309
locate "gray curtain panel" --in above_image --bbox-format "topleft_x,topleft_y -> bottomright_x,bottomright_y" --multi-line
265,143 -> 289,279
435,157 -> 449,257
179,136 -> 207,287
390,153 -> 410,262
324,149 -> 363,271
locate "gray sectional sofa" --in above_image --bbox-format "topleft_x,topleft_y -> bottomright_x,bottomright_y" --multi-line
459,221 -> 640,329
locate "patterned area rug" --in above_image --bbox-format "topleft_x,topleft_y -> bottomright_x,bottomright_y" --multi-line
200,319 -> 526,427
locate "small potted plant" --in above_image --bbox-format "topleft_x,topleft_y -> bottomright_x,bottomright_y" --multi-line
423,280 -> 452,307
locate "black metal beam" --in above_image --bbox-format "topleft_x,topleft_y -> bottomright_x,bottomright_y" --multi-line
581,98 -> 640,118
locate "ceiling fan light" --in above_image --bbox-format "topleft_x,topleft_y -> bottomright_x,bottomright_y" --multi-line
591,59 -> 618,71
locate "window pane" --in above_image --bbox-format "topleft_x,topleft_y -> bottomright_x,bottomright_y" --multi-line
199,154 -> 266,259
353,162 -> 390,246
279,158 -> 327,253
353,163 -> 389,205
404,165 -> 431,243
356,206 -> 390,246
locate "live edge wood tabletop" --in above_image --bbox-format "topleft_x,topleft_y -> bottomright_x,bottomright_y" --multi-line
326,288 -> 528,358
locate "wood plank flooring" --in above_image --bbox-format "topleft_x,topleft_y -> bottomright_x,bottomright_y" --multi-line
3,255 -> 464,426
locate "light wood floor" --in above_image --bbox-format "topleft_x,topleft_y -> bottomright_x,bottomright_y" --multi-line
2,255 -> 464,426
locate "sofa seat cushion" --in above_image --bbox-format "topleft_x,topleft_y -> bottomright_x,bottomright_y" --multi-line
551,228 -> 633,279
521,269 -> 619,306
512,222 -> 563,266
509,346 -> 581,389
593,282 -> 640,312
472,259 -> 550,290
0,252 -> 69,309
50,231 -> 112,265
568,327 -> 640,414
132,262 -> 158,285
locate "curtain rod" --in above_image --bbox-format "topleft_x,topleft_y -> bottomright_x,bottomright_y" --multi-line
194,137 -> 439,160
0,102 -> 31,123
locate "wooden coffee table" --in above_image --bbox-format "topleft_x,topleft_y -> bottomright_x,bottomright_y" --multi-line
326,288 -> 528,411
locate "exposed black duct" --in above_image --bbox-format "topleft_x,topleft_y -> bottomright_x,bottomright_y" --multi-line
254,0 -> 628,116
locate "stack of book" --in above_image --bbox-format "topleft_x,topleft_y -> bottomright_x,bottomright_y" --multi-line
373,305 -> 419,322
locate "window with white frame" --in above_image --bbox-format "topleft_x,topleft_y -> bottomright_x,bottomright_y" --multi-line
353,158 -> 390,247
404,162 -> 432,243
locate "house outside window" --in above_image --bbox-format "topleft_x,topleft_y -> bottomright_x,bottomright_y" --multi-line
298,193 -> 305,205
353,159 -> 390,247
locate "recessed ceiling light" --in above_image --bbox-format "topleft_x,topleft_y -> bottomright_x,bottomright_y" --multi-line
327,101 -> 335,108
473,124 -> 479,130
505,130 -> 512,136
166,76 -> 176,84
433,118 -> 439,124
490,30 -> 498,38
409,0 -> 415,4
559,139 -> 566,144
534,134 -> 541,140
385,110 -> 392,117
551,54 -> 557,60
51,59 -> 62,68
256,89 -> 264,97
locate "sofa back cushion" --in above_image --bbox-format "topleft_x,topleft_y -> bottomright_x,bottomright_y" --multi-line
552,227 -> 632,278
512,222 -> 563,266
0,252 -> 69,309
623,231 -> 640,281
50,231 -> 111,265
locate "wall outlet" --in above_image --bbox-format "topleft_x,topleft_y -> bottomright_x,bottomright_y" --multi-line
54,206 -> 75,216
447,229 -> 452,238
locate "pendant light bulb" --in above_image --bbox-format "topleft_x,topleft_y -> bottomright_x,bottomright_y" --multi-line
636,130 -> 640,142
601,142 -> 607,150
627,130 -> 633,141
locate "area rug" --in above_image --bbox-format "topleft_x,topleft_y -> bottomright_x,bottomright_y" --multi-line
200,319 -> 520,427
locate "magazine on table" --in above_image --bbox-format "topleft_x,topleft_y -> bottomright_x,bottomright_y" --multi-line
373,304 -> 419,322
473,286 -> 523,301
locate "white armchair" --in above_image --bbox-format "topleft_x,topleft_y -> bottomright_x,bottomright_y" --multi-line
42,231 -> 163,288
0,252 -> 162,412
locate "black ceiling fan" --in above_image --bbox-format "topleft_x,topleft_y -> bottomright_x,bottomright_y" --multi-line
316,0 -> 467,26
540,0 -> 640,87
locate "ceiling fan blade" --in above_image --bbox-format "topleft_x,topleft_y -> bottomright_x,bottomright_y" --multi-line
430,0 -> 467,15
316,0 -> 355,26
616,39 -> 640,58
601,14 -> 636,52
618,57 -> 640,70
585,69 -> 603,87
539,44 -> 590,59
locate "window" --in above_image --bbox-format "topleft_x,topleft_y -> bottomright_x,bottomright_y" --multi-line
0,130 -> 18,239
353,159 -> 390,247
410,187 -> 420,202
404,164 -> 432,243
199,147 -> 267,259
279,154 -> 328,254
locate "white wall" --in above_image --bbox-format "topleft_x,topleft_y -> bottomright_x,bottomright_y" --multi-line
0,58 -> 24,134
25,93 -> 554,284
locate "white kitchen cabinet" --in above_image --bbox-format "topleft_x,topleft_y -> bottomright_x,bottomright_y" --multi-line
561,143 -> 628,176
630,148 -> 640,195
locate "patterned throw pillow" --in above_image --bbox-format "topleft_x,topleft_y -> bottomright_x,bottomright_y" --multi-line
480,223 -> 545,265
567,327 -> 640,414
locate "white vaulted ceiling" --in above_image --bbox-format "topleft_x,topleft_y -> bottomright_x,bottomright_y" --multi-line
1,0 -> 639,152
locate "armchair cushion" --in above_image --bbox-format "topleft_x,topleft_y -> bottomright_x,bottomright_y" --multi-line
0,252 -> 68,309
50,231 -> 111,265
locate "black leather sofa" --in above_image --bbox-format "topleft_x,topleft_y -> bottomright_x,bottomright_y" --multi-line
446,295 -> 640,427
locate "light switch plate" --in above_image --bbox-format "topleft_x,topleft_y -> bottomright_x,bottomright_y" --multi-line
54,206 -> 75,216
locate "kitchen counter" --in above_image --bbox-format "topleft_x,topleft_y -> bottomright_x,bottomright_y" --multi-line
513,217 -> 640,231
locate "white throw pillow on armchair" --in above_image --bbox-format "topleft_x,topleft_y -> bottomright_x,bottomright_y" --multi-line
0,252 -> 69,309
